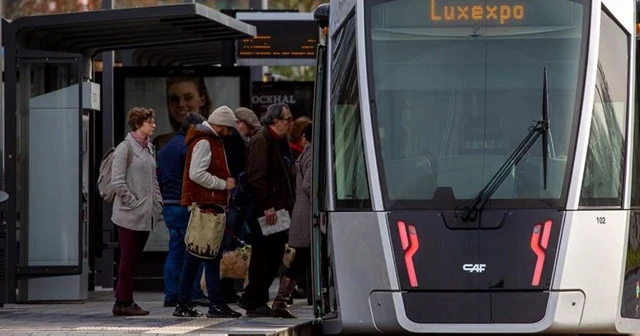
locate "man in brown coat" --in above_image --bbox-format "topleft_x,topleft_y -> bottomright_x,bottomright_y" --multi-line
238,103 -> 295,317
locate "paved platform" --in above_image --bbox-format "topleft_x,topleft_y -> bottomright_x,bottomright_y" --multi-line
0,287 -> 317,336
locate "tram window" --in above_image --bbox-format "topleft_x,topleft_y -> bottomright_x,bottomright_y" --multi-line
579,10 -> 629,207
331,14 -> 372,209
366,0 -> 587,207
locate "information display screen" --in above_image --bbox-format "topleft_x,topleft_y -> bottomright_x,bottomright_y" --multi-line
235,12 -> 317,66
237,20 -> 317,59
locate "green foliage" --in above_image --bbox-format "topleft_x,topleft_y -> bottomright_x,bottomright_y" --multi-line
627,244 -> 640,271
267,66 -> 316,82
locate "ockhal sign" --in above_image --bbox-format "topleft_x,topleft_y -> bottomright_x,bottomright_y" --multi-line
251,81 -> 314,119
251,94 -> 297,105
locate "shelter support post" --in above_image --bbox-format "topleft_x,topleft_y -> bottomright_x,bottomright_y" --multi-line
97,0 -> 116,290
4,26 -> 18,304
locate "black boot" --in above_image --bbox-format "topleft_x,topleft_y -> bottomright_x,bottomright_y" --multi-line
271,276 -> 297,318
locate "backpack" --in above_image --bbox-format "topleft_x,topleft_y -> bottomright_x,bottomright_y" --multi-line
97,141 -> 133,203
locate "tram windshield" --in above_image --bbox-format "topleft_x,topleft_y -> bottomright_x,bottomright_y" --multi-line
365,0 -> 589,208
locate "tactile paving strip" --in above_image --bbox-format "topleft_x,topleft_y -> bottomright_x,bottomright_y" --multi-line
125,313 -> 210,319
74,326 -> 151,331
143,318 -> 227,334
73,318 -> 227,334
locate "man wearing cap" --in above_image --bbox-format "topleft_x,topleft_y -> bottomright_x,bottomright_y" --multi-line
172,106 -> 242,319
234,107 -> 262,143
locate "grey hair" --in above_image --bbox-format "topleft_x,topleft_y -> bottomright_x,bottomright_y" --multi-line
260,103 -> 289,126
179,112 -> 206,133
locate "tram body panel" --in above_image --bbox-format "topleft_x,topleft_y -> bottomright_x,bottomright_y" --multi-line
328,210 -> 627,334
356,0 -> 385,211
551,210 -> 628,333
324,211 -> 396,334
564,1 -> 599,211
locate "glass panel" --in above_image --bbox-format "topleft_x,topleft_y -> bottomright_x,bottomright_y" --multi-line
366,0 -> 588,208
17,61 -> 81,266
331,15 -> 371,209
579,11 -> 629,207
122,75 -> 242,252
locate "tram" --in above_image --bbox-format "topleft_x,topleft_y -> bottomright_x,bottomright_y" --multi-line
309,0 -> 640,334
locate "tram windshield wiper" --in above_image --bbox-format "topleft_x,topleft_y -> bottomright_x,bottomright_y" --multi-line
462,68 -> 551,222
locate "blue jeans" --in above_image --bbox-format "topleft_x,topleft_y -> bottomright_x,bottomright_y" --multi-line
163,205 -> 206,301
178,251 -> 223,306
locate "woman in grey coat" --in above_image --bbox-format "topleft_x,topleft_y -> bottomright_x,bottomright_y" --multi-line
272,122 -> 313,318
111,107 -> 163,316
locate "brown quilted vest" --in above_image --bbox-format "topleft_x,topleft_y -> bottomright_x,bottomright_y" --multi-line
181,125 -> 231,207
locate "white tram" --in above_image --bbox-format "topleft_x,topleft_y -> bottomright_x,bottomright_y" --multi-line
309,0 -> 640,334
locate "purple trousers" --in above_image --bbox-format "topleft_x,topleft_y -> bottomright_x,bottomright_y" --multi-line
114,225 -> 150,302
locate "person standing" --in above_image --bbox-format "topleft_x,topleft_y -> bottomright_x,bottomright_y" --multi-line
217,107 -> 259,303
172,106 -> 243,318
288,116 -> 310,162
238,103 -> 295,317
234,107 -> 262,143
157,112 -> 208,307
284,116 -> 312,301
272,122 -> 313,318
111,107 -> 163,316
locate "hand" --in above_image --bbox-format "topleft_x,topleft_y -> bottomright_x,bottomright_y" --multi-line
264,208 -> 277,225
226,178 -> 236,190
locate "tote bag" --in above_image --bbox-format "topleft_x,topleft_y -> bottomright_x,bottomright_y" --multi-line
184,203 -> 226,259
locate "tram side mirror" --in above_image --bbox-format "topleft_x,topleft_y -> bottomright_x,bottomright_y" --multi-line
314,3 -> 330,44
314,3 -> 330,29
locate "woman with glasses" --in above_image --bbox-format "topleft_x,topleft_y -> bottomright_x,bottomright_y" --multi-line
111,107 -> 163,316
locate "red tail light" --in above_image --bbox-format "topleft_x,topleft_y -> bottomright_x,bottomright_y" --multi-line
398,220 -> 420,287
530,220 -> 552,286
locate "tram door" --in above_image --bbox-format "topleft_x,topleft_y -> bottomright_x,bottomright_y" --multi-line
10,53 -> 92,302
311,41 -> 336,317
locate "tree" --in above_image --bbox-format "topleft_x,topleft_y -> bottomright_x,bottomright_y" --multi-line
4,0 -> 100,19
3,0 -> 187,19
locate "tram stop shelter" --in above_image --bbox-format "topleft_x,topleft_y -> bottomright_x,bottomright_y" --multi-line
0,3 -> 255,304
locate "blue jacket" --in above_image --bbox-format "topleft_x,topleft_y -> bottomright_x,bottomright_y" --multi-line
157,132 -> 187,204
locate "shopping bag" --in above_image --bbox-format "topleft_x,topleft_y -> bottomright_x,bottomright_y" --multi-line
184,203 -> 226,259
